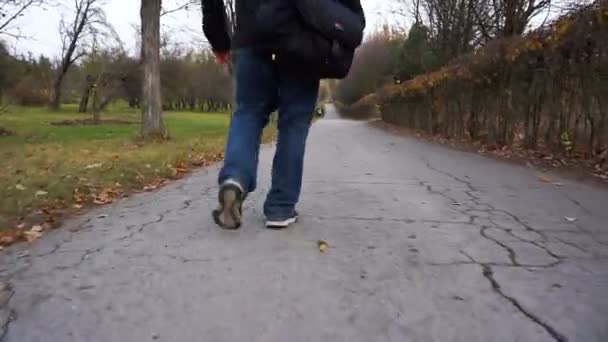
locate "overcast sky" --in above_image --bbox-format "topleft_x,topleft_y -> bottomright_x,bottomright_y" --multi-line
8,0 -> 397,59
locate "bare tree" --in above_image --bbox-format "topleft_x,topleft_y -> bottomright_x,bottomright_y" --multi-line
140,0 -> 165,138
51,0 -> 111,110
475,0 -> 553,39
78,48 -> 130,122
0,0 -> 47,38
392,0 -> 555,63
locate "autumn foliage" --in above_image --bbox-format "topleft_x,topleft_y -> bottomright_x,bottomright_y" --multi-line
379,2 -> 607,162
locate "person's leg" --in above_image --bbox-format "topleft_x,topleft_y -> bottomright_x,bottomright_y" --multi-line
214,49 -> 277,229
264,73 -> 319,228
219,49 -> 277,192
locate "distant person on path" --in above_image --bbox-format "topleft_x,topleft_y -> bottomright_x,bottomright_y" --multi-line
202,0 -> 365,229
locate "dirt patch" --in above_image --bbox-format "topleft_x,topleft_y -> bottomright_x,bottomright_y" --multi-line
372,120 -> 608,187
0,126 -> 14,137
50,119 -> 137,126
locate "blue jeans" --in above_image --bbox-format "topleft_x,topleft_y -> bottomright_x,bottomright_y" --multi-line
219,48 -> 320,220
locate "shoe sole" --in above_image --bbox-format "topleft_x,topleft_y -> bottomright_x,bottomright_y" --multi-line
266,216 -> 298,230
213,186 -> 243,230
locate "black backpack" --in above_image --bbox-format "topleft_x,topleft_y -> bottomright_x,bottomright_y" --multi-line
256,0 -> 365,79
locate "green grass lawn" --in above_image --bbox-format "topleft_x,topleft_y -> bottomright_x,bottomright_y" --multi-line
0,104 -> 272,240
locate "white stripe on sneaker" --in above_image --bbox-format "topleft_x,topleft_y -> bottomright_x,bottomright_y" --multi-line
266,216 -> 298,228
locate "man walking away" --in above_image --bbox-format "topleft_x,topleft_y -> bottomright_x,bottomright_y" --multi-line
202,0 -> 365,229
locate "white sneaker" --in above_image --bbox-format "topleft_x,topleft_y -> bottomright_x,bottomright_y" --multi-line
266,212 -> 299,229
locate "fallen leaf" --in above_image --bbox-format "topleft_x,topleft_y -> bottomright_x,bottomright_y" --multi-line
73,204 -> 83,209
15,184 -> 26,191
94,189 -> 119,205
538,174 -> 552,183
16,223 -> 26,229
1,238 -> 14,246
35,190 -> 48,198
84,163 -> 103,170
17,251 -> 30,258
552,182 -> 564,187
564,216 -> 577,223
24,230 -> 42,242
318,240 -> 328,253
31,225 -> 44,232
98,214 -> 109,219
143,184 -> 159,192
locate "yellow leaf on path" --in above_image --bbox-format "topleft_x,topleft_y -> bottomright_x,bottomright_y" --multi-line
318,240 -> 328,253
538,174 -> 552,183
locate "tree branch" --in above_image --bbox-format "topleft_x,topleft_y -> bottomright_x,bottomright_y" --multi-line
0,0 -> 38,33
161,0 -> 197,17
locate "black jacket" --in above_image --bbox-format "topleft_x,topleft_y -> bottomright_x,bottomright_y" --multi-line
201,0 -> 365,52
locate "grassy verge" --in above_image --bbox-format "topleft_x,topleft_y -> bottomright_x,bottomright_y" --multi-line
0,104 -> 274,245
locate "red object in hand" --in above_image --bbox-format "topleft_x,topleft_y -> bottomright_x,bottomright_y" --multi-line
214,51 -> 231,65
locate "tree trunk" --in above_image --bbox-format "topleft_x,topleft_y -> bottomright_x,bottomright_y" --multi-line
79,85 -> 91,113
51,74 -> 65,110
90,86 -> 101,124
140,0 -> 165,139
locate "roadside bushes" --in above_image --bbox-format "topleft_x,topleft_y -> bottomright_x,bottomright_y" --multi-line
335,94 -> 380,119
379,2 -> 608,158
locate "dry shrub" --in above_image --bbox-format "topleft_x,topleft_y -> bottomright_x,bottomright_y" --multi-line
379,2 -> 608,158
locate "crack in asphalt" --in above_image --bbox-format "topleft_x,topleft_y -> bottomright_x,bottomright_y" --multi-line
114,251 -> 214,264
34,244 -> 61,258
420,157 -> 572,341
567,220 -> 608,247
71,247 -> 105,270
486,220 -> 563,266
481,265 -> 569,342
181,199 -> 193,210
310,215 -> 471,225
558,190 -> 593,216
420,157 -> 574,267
137,212 -> 166,233
114,208 -> 172,244
552,236 -> 592,255
428,249 -> 568,269
423,156 -> 607,251
480,226 -> 520,266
